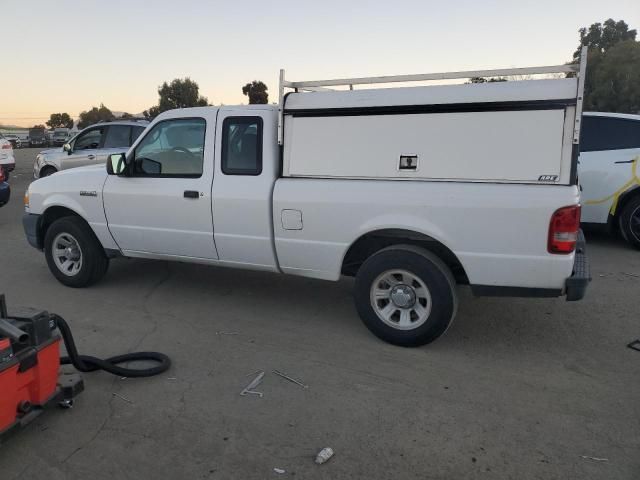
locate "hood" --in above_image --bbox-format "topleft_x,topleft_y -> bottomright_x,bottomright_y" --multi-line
39,147 -> 65,156
30,163 -> 108,193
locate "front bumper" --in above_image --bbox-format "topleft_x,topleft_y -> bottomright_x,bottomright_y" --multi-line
23,213 -> 42,249
0,183 -> 10,206
565,230 -> 590,301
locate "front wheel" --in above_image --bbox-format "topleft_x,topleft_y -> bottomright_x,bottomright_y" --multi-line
354,245 -> 457,347
44,217 -> 109,287
619,196 -> 640,250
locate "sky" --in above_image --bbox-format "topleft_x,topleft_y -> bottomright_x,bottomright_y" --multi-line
0,0 -> 638,127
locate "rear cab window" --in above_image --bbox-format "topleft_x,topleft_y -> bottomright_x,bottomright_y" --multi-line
221,117 -> 263,175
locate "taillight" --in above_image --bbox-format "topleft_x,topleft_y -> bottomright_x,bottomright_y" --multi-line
1,143 -> 12,150
0,168 -> 5,182
548,205 -> 581,254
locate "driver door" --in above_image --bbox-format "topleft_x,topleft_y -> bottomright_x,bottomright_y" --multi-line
102,116 -> 218,260
65,126 -> 105,168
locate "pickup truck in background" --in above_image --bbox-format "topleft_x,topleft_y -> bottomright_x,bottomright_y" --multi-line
29,127 -> 48,147
22,53 -> 591,347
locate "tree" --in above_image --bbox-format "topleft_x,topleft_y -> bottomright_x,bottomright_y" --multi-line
583,40 -> 640,113
242,80 -> 268,104
143,78 -> 209,120
574,19 -> 637,59
77,104 -> 115,129
46,113 -> 74,129
32,124 -> 46,129
571,19 -> 640,113
142,105 -> 160,121
120,112 -> 134,119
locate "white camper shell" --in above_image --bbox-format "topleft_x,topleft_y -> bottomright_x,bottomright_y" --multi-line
279,51 -> 586,185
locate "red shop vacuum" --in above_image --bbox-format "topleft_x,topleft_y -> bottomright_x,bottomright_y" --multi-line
0,294 -> 170,443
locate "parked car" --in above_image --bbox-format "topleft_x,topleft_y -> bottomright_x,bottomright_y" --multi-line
579,112 -> 640,249
23,59 -> 591,347
0,133 -> 15,180
3,134 -> 22,149
29,127 -> 48,147
32,120 -> 148,178
0,166 -> 9,206
52,128 -> 70,146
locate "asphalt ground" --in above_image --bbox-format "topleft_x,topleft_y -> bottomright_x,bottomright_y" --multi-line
1,148 -> 639,479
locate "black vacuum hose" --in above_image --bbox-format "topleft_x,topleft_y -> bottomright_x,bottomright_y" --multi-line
52,314 -> 171,378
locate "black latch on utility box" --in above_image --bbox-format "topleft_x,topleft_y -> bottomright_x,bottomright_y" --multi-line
399,155 -> 418,171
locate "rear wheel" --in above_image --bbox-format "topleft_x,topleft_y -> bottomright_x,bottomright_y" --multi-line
619,196 -> 640,250
44,217 -> 109,287
354,245 -> 457,347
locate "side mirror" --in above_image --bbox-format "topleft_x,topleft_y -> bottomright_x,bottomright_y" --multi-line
107,153 -> 127,175
63,143 -> 71,154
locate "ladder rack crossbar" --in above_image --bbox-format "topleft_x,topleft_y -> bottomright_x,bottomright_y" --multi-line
283,64 -> 578,89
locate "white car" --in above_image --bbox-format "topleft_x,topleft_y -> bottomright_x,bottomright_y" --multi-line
23,58 -> 591,347
33,120 -> 148,178
0,133 -> 16,180
579,112 -> 640,249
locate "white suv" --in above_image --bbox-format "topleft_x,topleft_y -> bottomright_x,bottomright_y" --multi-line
33,120 -> 148,178
579,112 -> 640,249
0,133 -> 16,180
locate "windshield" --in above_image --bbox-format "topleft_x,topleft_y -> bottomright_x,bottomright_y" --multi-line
54,132 -> 66,138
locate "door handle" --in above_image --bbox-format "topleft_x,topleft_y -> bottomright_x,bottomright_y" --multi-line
184,190 -> 199,199
88,154 -> 96,160
614,159 -> 636,164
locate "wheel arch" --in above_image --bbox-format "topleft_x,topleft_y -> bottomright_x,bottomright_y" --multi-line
36,206 -> 90,249
608,185 -> 640,231
341,228 -> 468,284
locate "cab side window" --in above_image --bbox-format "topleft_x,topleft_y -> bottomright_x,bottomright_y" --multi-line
73,128 -> 104,150
133,118 -> 206,177
221,117 -> 263,175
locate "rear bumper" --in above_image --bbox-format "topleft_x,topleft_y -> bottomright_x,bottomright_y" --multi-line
471,230 -> 590,301
565,230 -> 590,301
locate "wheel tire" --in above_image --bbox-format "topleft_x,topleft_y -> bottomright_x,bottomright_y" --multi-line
40,166 -> 57,177
619,196 -> 640,250
354,245 -> 457,347
44,216 -> 109,287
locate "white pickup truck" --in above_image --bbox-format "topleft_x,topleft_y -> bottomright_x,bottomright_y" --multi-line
23,55 -> 590,346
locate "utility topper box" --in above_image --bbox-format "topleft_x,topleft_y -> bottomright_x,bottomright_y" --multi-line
281,77 -> 581,185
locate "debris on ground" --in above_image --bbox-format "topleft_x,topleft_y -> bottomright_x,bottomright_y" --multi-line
580,455 -> 608,462
112,392 -> 133,404
240,371 -> 265,397
273,467 -> 286,474
622,272 -> 639,278
627,340 -> 640,352
315,447 -> 334,464
273,369 -> 309,389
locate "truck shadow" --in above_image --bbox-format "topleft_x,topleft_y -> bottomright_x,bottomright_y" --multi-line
99,256 -> 600,354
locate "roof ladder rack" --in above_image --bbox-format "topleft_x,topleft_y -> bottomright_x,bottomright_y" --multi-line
277,47 -> 587,145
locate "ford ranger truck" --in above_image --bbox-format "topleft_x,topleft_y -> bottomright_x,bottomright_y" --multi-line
22,53 -> 591,347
